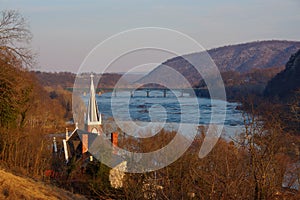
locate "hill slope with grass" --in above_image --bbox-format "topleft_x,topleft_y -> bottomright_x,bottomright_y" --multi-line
0,169 -> 86,200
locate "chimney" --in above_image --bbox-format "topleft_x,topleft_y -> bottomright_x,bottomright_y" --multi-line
111,132 -> 118,154
111,132 -> 118,147
82,134 -> 88,154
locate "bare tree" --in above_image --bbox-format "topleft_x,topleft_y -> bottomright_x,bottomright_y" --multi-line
0,10 -> 33,67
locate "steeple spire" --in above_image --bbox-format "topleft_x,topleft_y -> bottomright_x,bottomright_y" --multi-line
85,73 -> 102,134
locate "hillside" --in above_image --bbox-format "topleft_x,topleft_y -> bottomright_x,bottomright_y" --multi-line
33,71 -> 76,88
264,49 -> 300,100
0,169 -> 86,200
137,40 -> 300,87
33,71 -> 128,89
209,40 -> 300,72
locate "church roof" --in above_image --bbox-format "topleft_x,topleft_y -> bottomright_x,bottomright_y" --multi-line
65,129 -> 124,168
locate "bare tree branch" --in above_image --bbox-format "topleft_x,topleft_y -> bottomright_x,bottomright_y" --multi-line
0,10 -> 33,68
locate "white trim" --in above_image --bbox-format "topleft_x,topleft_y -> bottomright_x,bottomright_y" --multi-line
87,121 -> 102,126
63,139 -> 69,162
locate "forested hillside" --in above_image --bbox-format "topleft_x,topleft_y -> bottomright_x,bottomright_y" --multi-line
262,50 -> 300,134
0,10 -> 71,184
138,40 -> 300,87
265,49 -> 300,101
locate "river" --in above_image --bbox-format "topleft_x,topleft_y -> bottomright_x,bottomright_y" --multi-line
83,90 -> 245,140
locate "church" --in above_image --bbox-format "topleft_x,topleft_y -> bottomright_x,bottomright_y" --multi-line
52,74 -> 125,188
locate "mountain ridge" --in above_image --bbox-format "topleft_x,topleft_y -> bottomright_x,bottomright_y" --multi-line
137,40 -> 300,87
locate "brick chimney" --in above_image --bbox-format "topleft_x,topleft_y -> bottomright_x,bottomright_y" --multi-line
82,134 -> 88,154
111,132 -> 118,154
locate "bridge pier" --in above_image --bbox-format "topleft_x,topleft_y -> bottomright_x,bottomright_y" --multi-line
163,89 -> 167,98
146,89 -> 150,98
130,90 -> 134,97
180,89 -> 184,97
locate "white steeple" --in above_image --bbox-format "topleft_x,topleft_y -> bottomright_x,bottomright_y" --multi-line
85,73 -> 102,134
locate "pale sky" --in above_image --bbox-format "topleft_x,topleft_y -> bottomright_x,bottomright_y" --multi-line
1,0 -> 300,72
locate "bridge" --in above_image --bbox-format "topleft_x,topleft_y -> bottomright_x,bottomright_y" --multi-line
66,87 -> 210,98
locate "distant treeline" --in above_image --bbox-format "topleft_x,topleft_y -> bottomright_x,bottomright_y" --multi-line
33,71 -> 125,89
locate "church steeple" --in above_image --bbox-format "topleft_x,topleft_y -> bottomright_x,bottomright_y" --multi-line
85,74 -> 102,134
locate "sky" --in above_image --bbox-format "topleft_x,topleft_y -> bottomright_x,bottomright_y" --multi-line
1,0 -> 300,72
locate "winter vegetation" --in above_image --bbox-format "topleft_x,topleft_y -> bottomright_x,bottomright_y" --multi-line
0,10 -> 300,199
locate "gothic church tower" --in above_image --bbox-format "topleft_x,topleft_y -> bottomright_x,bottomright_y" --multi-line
85,74 -> 102,134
